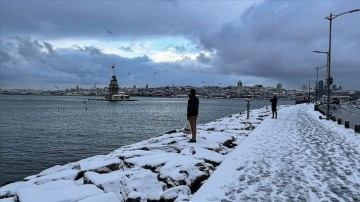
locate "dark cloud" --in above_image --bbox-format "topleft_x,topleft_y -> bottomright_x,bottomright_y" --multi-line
83,46 -> 103,55
0,1 -> 210,40
0,0 -> 359,90
196,53 -> 211,64
172,44 -> 186,53
0,50 -> 11,63
15,37 -> 44,60
198,1 -> 360,89
43,41 -> 55,55
119,46 -> 133,52
0,37 -> 193,89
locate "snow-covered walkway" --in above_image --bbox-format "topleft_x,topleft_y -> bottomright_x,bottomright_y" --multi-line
191,104 -> 360,202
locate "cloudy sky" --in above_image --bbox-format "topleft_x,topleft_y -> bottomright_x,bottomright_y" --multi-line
1,0 -> 359,90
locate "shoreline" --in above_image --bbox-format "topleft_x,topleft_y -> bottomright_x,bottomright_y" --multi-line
0,105 -> 279,201
2,104 -> 359,201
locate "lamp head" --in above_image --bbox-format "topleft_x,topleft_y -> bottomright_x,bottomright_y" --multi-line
349,9 -> 360,13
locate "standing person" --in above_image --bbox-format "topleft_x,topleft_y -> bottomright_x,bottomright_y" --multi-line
187,88 -> 199,142
246,100 -> 251,119
270,94 -> 278,118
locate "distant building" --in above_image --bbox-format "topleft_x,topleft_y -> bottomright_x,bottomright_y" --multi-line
237,80 -> 243,88
302,84 -> 308,91
332,84 -> 337,91
276,83 -> 282,92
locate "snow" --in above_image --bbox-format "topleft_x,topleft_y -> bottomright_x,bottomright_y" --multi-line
77,192 -> 120,202
16,180 -> 104,202
1,104 -> 360,201
191,104 -> 360,201
0,197 -> 15,202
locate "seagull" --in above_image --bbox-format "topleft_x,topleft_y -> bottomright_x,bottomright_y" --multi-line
106,28 -> 113,35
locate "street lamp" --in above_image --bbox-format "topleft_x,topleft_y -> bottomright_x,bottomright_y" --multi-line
314,65 -> 326,103
314,8 -> 360,119
313,50 -> 331,118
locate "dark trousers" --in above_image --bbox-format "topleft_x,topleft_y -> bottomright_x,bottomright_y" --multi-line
272,106 -> 277,118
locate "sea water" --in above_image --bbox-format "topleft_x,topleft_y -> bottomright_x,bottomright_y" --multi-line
0,95 -> 294,185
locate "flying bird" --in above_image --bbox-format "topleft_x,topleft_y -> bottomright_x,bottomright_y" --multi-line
202,81 -> 205,84
106,28 -> 113,35
153,72 -> 157,74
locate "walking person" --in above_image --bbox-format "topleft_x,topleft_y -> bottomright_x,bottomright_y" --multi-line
187,88 -> 199,143
270,94 -> 278,118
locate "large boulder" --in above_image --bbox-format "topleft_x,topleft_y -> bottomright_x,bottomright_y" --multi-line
15,180 -> 103,202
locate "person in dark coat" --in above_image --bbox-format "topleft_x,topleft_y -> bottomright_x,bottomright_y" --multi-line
270,94 -> 278,118
187,88 -> 199,142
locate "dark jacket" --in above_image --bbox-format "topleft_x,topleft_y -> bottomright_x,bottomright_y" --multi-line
187,95 -> 199,118
270,96 -> 277,108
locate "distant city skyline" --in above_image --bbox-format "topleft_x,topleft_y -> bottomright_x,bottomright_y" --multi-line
1,1 -> 359,90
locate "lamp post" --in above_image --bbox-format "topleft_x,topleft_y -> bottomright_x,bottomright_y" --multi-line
313,50 -> 330,118
318,9 -> 360,119
314,65 -> 326,103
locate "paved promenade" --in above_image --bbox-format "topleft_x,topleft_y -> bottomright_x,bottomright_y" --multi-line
191,104 -> 360,201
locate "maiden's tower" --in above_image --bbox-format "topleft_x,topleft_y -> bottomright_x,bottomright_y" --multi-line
105,64 -> 130,101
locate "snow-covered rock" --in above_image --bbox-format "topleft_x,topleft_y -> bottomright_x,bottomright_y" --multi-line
78,192 -> 120,202
16,180 -> 103,202
1,105 -> 278,201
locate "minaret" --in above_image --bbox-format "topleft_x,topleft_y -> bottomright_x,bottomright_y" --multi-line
107,63 -> 119,100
